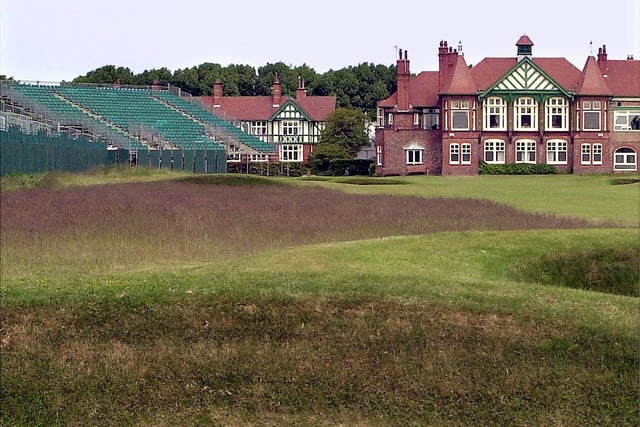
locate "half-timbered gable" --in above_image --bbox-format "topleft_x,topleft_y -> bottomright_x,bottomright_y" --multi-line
198,75 -> 336,164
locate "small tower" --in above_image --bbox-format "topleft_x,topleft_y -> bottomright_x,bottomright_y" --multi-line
516,35 -> 534,61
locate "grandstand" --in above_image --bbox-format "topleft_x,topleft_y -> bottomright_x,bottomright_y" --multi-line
0,81 -> 276,175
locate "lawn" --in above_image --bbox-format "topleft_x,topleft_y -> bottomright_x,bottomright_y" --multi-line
1,170 -> 638,426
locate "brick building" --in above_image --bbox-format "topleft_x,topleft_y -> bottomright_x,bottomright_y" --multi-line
375,36 -> 640,175
198,74 -> 336,164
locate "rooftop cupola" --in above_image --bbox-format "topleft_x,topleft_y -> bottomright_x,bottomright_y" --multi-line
516,35 -> 534,61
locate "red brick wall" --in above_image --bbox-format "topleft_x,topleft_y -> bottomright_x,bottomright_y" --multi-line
376,126 -> 442,176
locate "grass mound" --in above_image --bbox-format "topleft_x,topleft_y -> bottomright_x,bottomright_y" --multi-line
332,177 -> 407,185
610,177 -> 640,185
519,248 -> 639,297
176,173 -> 286,186
2,295 -> 637,426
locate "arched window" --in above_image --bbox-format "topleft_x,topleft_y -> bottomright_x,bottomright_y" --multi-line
484,139 -> 505,164
614,147 -> 637,171
516,139 -> 536,163
547,139 -> 567,164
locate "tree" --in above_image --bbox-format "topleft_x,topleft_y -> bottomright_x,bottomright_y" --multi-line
319,108 -> 370,157
73,65 -> 135,84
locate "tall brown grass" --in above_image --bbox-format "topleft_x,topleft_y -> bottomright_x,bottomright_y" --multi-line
1,181 -> 603,277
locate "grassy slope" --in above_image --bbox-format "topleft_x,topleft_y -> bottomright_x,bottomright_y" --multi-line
1,171 -> 638,426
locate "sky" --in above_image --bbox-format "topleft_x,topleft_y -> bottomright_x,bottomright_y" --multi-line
1,0 -> 638,83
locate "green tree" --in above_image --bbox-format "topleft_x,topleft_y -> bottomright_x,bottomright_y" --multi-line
134,67 -> 173,86
256,63 -> 297,96
73,65 -> 135,84
317,108 -> 370,157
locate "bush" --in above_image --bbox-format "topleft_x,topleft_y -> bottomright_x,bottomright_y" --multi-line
479,161 -> 558,175
309,159 -> 373,176
228,161 -> 306,177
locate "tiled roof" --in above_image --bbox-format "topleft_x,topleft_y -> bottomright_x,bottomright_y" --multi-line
604,59 -> 640,97
293,96 -> 337,121
576,56 -> 612,96
198,95 -> 336,122
442,55 -> 477,94
516,35 -> 534,46
378,71 -> 440,108
471,57 -> 582,92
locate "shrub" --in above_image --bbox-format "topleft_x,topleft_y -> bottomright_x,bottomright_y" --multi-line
479,161 -> 558,175
310,159 -> 373,176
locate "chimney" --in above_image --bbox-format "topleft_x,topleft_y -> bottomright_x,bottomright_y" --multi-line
272,72 -> 281,107
597,45 -> 608,77
438,40 -> 457,92
397,48 -> 410,111
296,76 -> 307,98
213,79 -> 223,107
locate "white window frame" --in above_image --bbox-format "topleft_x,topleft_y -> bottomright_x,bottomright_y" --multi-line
484,139 -> 505,164
514,97 -> 538,131
376,145 -> 382,166
282,120 -> 301,136
483,97 -> 506,131
250,153 -> 268,162
461,143 -> 471,165
545,97 -> 568,131
593,143 -> 602,165
422,108 -> 440,130
451,100 -> 470,131
413,113 -> 420,126
547,139 -> 568,164
387,113 -> 394,126
516,139 -> 536,164
450,143 -> 460,164
581,143 -> 591,165
613,111 -> 640,131
377,108 -> 385,127
405,145 -> 424,165
280,144 -> 303,162
250,121 -> 268,136
582,101 -> 601,131
614,148 -> 637,171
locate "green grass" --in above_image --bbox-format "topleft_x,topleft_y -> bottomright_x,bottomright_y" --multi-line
298,174 -> 640,226
1,169 -> 638,426
0,166 -> 190,190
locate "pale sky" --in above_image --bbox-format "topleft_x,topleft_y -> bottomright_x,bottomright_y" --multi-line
1,0 -> 638,83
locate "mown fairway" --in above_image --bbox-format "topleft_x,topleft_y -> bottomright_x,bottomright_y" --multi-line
1,170 -> 638,426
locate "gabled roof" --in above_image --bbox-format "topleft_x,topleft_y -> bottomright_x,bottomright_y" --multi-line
604,59 -> 640,97
479,57 -> 575,99
576,56 -> 612,96
471,57 -> 581,92
442,55 -> 476,94
377,71 -> 439,109
198,94 -> 336,122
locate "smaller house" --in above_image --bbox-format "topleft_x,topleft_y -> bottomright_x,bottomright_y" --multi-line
198,74 -> 336,163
